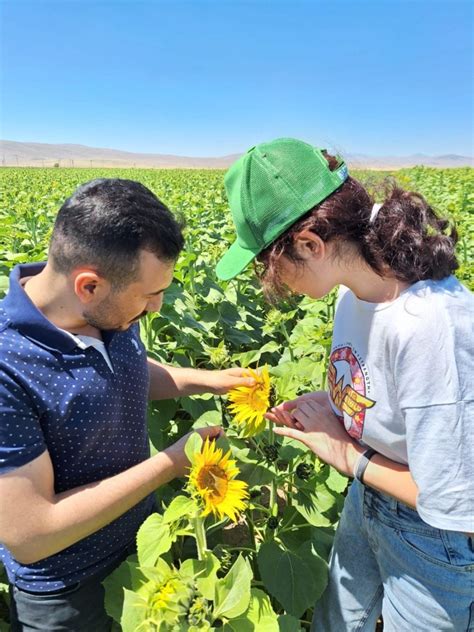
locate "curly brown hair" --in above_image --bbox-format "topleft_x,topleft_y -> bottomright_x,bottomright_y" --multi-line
255,153 -> 458,298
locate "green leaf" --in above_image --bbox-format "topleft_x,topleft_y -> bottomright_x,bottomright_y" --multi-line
222,588 -> 279,631
325,466 -> 349,494
278,614 -> 304,631
184,432 -> 204,465
182,396 -> 217,419
180,552 -> 221,600
136,513 -> 173,567
278,436 -> 307,460
239,461 -> 275,488
257,540 -> 328,618
163,495 -> 197,524
213,554 -> 252,619
121,588 -> 148,632
103,559 -> 147,623
231,349 -> 263,367
293,483 -> 339,527
193,410 -> 222,429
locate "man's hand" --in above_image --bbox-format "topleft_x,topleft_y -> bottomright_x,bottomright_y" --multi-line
147,360 -> 255,399
203,367 -> 256,395
163,425 -> 225,478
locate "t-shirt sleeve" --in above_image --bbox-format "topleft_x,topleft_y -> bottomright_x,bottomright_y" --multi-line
392,307 -> 473,531
0,368 -> 47,475
404,401 -> 473,532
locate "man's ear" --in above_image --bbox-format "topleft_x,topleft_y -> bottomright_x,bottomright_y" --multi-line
293,230 -> 326,261
73,269 -> 111,305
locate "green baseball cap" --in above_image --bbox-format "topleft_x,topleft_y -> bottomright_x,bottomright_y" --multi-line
216,137 -> 348,280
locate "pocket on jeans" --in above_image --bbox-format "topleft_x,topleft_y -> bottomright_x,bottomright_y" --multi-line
396,528 -> 474,571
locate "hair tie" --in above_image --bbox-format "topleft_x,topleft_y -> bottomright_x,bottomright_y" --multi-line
370,203 -> 383,223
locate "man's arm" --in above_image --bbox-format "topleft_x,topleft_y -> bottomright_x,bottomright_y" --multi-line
147,357 -> 255,399
0,426 -> 222,565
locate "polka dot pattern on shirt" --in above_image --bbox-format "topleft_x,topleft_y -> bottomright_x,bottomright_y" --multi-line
0,263 -> 155,592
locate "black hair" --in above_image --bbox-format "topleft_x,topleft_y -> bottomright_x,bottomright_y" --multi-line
257,153 -> 459,298
49,178 -> 184,289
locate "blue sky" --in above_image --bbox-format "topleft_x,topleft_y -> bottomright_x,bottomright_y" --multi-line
1,0 -> 472,157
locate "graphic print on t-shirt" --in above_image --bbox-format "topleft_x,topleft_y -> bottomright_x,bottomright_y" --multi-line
328,345 -> 375,439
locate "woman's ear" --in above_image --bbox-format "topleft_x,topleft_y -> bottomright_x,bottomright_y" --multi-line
293,230 -> 326,261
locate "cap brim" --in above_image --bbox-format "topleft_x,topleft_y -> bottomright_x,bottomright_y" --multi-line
215,240 -> 261,280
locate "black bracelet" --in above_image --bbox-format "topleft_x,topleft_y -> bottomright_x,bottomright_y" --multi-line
353,448 -> 377,483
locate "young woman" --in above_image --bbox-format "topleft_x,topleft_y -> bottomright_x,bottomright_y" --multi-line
216,138 -> 473,631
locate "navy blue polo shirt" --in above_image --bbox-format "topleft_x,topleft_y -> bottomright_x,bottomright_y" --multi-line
0,263 -> 154,591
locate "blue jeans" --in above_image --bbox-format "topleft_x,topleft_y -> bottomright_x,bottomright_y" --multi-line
312,480 -> 474,631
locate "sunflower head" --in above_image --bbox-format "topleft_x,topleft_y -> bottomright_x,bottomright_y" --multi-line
187,437 -> 249,522
227,366 -> 271,436
150,578 -> 179,610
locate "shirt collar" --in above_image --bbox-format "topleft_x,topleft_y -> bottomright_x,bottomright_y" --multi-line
1,263 -> 83,353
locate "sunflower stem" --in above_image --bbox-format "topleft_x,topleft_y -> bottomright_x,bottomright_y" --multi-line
267,418 -> 278,523
287,458 -> 294,507
267,417 -> 274,445
192,514 -> 208,560
278,322 -> 295,362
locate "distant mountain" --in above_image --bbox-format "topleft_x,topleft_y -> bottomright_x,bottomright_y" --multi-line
0,140 -> 472,169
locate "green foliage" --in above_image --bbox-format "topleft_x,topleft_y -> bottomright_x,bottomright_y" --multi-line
1,165 -> 472,630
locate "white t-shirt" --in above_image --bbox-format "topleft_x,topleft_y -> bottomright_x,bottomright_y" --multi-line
61,330 -> 114,372
329,275 -> 473,532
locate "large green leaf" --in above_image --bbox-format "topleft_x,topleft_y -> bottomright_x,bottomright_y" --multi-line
257,540 -> 328,618
222,588 -> 279,632
121,588 -> 148,632
324,466 -> 349,494
180,552 -> 221,600
192,410 -> 222,429
293,482 -> 339,527
103,559 -> 147,623
278,614 -> 304,631
163,495 -> 197,523
136,513 -> 174,567
213,554 -> 252,619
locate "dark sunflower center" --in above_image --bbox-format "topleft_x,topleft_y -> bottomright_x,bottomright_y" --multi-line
197,465 -> 228,499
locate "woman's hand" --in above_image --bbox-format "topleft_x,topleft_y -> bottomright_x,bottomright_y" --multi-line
266,390 -> 333,430
269,397 -> 363,477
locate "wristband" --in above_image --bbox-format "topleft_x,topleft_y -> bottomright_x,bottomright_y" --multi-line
353,448 -> 376,483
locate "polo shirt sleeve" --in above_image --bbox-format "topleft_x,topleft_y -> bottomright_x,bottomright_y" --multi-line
0,368 -> 47,475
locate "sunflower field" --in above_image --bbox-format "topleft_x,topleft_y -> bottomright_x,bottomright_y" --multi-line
0,166 -> 473,631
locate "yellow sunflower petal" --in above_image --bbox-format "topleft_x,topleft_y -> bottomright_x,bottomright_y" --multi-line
227,367 -> 271,437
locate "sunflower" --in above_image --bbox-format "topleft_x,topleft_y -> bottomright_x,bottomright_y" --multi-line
188,438 -> 249,522
150,578 -> 179,610
227,366 -> 271,436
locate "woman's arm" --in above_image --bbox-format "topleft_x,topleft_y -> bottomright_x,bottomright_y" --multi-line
268,396 -> 418,508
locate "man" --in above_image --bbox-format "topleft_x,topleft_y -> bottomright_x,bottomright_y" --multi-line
0,178 -> 251,630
